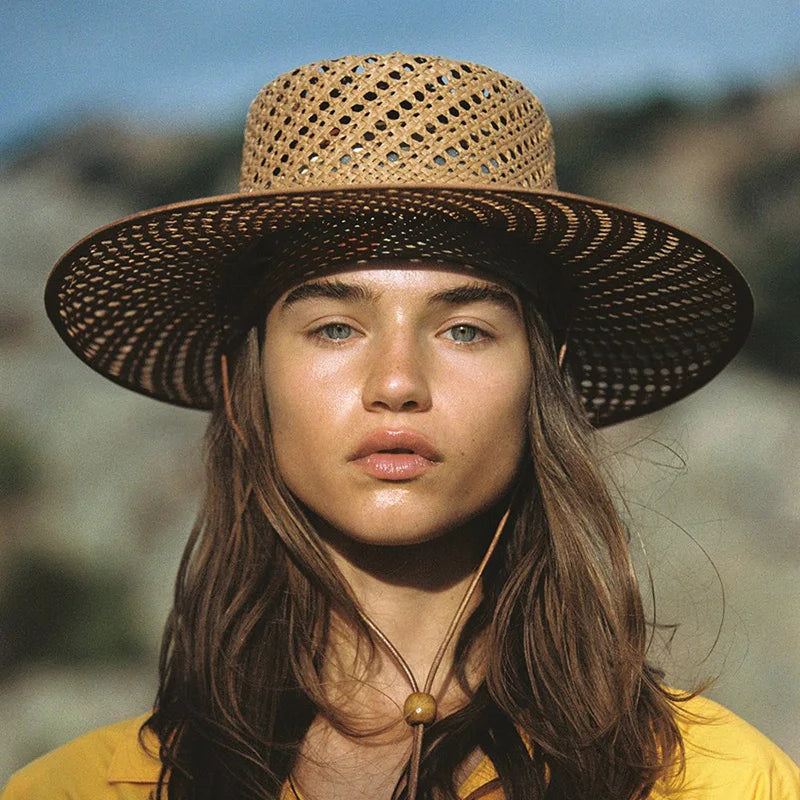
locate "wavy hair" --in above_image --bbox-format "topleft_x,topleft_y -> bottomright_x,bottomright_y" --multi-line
145,295 -> 686,800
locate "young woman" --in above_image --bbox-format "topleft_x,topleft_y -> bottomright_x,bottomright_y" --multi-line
3,53 -> 798,800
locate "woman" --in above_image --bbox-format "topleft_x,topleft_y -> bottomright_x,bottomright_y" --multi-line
3,53 -> 798,799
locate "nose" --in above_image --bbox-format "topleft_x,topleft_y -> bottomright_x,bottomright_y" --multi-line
361,330 -> 432,413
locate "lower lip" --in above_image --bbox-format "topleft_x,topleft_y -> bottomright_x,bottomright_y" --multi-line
353,453 -> 439,480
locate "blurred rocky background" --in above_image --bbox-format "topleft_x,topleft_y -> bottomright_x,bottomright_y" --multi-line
1,76 -> 798,780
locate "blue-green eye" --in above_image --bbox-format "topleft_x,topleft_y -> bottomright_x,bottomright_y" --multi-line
318,322 -> 353,340
447,324 -> 480,343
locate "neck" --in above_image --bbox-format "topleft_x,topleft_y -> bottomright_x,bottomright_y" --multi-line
315,509 -> 503,708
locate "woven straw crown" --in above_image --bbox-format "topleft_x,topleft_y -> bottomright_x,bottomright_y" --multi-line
239,53 -> 557,193
45,53 -> 753,425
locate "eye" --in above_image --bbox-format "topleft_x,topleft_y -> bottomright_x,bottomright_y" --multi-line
444,324 -> 488,343
315,322 -> 354,341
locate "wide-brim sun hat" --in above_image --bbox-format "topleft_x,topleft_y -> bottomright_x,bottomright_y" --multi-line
45,52 -> 753,427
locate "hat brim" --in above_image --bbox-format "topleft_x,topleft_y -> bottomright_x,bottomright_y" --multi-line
45,184 -> 753,427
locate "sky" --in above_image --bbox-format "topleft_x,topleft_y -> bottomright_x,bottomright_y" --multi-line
2,0 -> 799,146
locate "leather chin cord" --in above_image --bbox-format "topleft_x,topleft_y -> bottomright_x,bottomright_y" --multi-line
222,353 -> 510,800
359,508 -> 511,800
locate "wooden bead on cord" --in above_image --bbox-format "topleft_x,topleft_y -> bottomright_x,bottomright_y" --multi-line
403,692 -> 437,726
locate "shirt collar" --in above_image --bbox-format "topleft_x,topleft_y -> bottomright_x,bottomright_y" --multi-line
104,715 -> 504,796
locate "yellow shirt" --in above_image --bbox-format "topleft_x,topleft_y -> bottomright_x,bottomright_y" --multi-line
3,696 -> 798,799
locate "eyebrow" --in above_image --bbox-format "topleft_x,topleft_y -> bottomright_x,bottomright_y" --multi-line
281,278 -> 519,313
428,283 -> 519,314
281,280 -> 376,308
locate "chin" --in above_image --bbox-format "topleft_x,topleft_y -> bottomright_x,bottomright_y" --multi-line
343,522 -> 451,547
317,498 -> 496,549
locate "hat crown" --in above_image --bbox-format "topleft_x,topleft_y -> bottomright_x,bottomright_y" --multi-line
239,53 -> 558,193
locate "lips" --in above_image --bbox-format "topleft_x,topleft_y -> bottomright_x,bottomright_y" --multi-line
349,429 -> 443,480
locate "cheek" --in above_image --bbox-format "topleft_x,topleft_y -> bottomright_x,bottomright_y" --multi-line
261,337 -> 301,481
261,345 -> 356,511
456,368 -> 530,483
430,345 -> 530,522
455,344 -> 530,430
264,362 -> 322,480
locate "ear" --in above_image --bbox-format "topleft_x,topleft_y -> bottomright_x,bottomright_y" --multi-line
557,342 -> 568,368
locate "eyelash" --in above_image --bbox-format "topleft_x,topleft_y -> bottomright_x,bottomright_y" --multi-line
442,323 -> 492,344
312,322 -> 355,342
310,322 -> 494,345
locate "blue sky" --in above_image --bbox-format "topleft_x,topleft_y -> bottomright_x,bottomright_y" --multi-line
2,0 -> 798,146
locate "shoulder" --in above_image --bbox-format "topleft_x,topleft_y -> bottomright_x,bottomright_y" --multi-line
652,694 -> 800,799
1,714 -> 161,800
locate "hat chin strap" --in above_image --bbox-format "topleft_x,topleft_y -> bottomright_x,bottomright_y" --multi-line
354,508 -> 511,800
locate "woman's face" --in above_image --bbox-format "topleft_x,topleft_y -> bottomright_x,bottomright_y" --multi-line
262,266 -> 532,546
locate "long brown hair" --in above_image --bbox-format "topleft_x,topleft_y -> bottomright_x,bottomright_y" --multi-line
145,292 -> 686,799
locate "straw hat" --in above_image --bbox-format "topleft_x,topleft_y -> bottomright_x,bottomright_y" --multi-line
45,52 -> 752,426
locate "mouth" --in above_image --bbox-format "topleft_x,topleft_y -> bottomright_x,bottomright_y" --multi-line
349,430 -> 443,480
